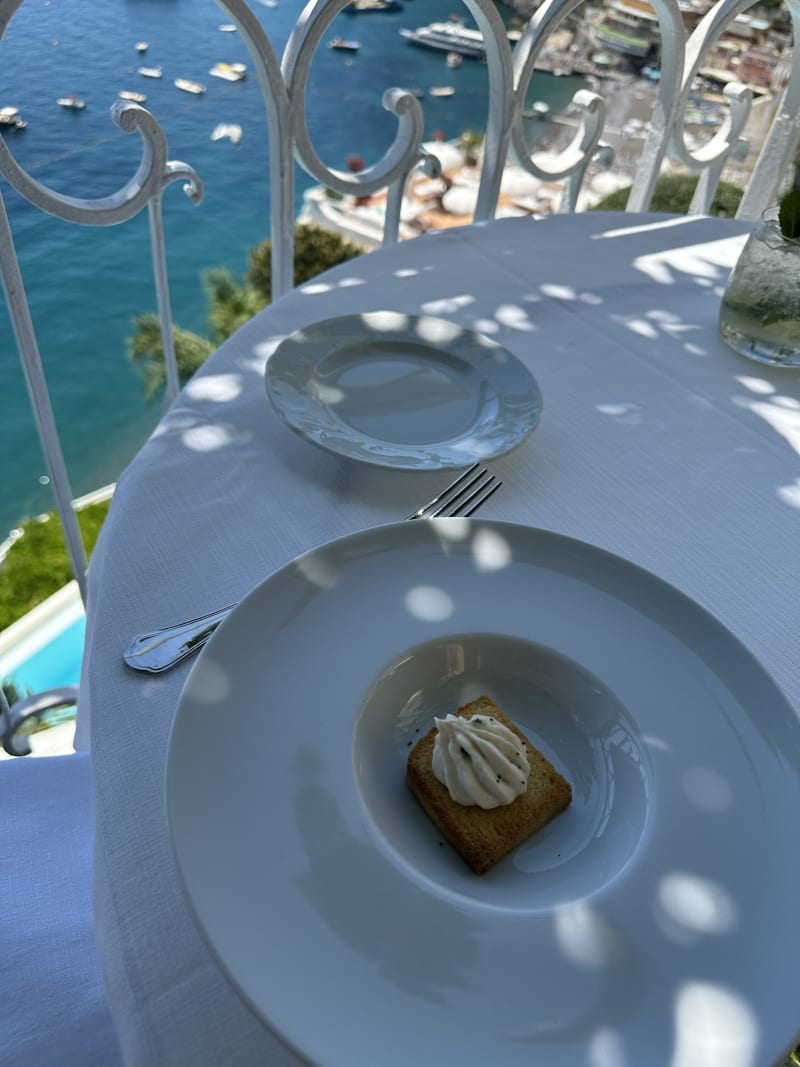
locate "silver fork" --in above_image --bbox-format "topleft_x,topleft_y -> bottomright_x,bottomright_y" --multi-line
123,463 -> 501,674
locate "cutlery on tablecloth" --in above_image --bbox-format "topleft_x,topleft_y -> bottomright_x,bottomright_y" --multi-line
123,463 -> 501,675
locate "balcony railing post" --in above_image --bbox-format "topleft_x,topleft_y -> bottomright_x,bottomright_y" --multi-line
0,191 -> 88,604
147,190 -> 181,409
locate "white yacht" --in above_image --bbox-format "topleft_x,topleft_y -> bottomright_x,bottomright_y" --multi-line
119,90 -> 147,103
209,62 -> 247,82
0,106 -> 26,130
211,123 -> 242,144
57,94 -> 86,110
138,66 -> 163,79
328,36 -> 361,51
175,78 -> 206,95
399,21 -> 486,58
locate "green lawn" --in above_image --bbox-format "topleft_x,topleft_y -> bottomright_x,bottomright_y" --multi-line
0,499 -> 110,632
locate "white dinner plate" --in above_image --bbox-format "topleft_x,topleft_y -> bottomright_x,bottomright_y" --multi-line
167,520 -> 800,1067
264,311 -> 542,469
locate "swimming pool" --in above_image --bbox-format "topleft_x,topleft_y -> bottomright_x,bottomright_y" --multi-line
0,583 -> 85,700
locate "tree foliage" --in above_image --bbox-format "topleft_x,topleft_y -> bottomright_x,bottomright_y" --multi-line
246,224 -> 363,301
590,173 -> 743,217
127,313 -> 215,400
458,129 -> 484,167
204,268 -> 266,344
128,225 -> 363,401
0,500 -> 110,631
2,677 -> 25,706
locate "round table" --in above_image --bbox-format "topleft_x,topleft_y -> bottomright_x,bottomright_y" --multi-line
81,212 -> 800,1066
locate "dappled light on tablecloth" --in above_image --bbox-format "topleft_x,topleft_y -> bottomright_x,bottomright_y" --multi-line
404,584 -> 454,623
656,872 -> 739,941
671,982 -> 758,1067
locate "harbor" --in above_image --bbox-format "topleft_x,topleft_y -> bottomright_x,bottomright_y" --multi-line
0,0 -> 791,538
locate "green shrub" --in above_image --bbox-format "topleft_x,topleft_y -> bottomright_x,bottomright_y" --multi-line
247,224 -> 363,301
2,677 -> 26,705
128,315 -> 215,401
0,499 -> 110,631
127,224 -> 364,401
204,268 -> 267,345
590,173 -> 743,217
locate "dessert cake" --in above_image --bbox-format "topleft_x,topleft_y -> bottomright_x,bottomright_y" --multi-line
406,695 -> 571,874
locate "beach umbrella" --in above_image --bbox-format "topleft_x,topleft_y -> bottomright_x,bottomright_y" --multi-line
590,171 -> 630,197
441,183 -> 479,216
421,140 -> 465,174
500,165 -> 542,198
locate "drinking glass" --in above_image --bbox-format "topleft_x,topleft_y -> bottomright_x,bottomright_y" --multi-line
719,205 -> 800,368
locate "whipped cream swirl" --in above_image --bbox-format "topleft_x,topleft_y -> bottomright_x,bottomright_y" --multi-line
432,714 -> 530,809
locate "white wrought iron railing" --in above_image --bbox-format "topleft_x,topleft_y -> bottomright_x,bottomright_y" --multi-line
2,0 -> 799,608
0,0 -> 203,602
214,0 -> 800,283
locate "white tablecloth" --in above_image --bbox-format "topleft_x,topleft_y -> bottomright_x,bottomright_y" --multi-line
80,212 -> 800,1065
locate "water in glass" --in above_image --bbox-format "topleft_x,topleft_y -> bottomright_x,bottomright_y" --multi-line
719,205 -> 800,368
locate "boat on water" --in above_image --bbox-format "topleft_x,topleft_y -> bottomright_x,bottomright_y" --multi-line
399,21 -> 486,58
523,100 -> 550,118
57,94 -> 85,110
328,36 -> 361,51
135,41 -> 148,53
138,66 -> 162,79
218,23 -> 237,32
428,85 -> 455,97
209,61 -> 247,82
212,62 -> 247,82
0,106 -> 27,130
175,78 -> 206,95
446,51 -> 462,68
211,123 -> 242,144
345,0 -> 403,10
119,90 -> 147,103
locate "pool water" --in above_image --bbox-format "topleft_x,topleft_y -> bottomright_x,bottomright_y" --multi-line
0,588 -> 86,731
6,614 -> 86,695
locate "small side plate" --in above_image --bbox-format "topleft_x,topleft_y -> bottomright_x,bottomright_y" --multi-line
264,311 -> 542,469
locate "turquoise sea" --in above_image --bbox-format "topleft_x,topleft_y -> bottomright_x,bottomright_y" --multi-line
0,0 -> 584,538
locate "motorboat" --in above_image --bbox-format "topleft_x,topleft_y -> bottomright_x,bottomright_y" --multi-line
0,106 -> 27,130
135,41 -> 148,53
428,85 -> 455,97
119,90 -> 147,103
328,36 -> 361,51
211,123 -> 242,144
209,61 -> 247,81
522,100 -> 550,118
57,94 -> 86,109
345,0 -> 402,10
446,51 -> 462,68
138,66 -> 163,79
218,23 -> 237,32
175,78 -> 206,95
399,21 -> 486,58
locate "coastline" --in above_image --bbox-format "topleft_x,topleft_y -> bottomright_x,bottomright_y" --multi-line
298,73 -> 665,244
2,0 -> 777,541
